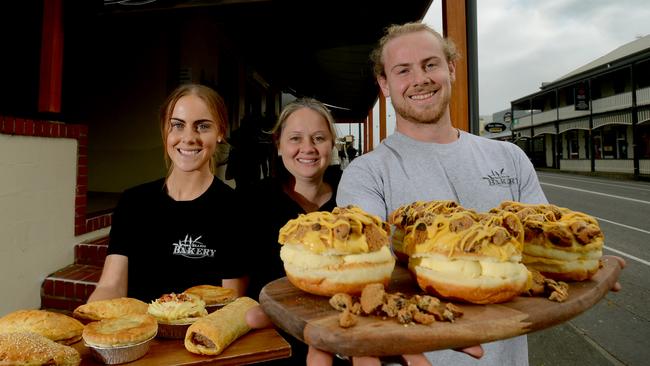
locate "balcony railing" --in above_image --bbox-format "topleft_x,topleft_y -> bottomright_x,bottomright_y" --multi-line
532,109 -> 557,125
558,105 -> 590,120
512,114 -> 532,130
637,86 -> 650,106
592,91 -> 633,114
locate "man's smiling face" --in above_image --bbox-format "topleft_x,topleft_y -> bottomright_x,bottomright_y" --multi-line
378,30 -> 456,125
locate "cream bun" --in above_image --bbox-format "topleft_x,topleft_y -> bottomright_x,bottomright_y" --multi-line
496,201 -> 604,281
397,205 -> 530,304
279,205 -> 396,296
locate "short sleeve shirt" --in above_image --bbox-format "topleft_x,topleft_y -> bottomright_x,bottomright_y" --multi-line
108,177 -> 248,302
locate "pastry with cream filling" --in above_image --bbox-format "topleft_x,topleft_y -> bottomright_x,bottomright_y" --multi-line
389,200 -> 470,263
395,202 -> 530,304
278,205 -> 396,296
495,201 -> 604,281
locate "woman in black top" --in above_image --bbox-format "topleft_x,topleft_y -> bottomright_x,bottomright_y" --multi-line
88,84 -> 248,302
244,98 -> 341,365
245,97 -> 340,298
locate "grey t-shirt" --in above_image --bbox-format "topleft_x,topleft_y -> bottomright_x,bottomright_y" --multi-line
337,130 -> 547,366
338,130 -> 547,219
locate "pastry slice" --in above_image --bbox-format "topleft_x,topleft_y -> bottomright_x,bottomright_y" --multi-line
0,309 -> 83,345
184,285 -> 237,307
73,297 -> 148,322
0,332 -> 81,366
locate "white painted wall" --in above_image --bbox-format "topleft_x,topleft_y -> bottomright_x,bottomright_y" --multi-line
0,134 -> 105,314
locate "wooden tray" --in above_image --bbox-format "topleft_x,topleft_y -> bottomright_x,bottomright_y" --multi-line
259,255 -> 621,357
74,328 -> 290,365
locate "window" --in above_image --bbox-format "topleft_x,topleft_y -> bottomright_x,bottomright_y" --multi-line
638,124 -> 650,159
565,131 -> 580,159
592,125 -> 628,159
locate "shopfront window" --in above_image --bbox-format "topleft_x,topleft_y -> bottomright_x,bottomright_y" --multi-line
593,124 -> 628,159
566,131 -> 580,159
638,123 -> 650,159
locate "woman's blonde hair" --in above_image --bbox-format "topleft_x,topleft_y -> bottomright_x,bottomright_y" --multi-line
271,97 -> 338,145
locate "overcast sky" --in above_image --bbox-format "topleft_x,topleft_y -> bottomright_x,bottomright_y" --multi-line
424,0 -> 650,117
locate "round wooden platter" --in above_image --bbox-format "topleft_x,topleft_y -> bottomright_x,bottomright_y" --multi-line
259,255 -> 621,357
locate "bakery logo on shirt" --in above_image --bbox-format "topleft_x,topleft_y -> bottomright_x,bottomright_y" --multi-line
482,169 -> 518,186
172,234 -> 216,259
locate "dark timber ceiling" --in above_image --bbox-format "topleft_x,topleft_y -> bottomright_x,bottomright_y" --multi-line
100,0 -> 433,120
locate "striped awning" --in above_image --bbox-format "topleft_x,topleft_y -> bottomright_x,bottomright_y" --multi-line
533,123 -> 557,137
593,111 -> 632,129
558,118 -> 589,133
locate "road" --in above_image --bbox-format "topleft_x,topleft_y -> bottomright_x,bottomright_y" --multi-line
527,171 -> 650,366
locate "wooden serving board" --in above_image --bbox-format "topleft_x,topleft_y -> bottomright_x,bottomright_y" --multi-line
74,328 -> 290,365
259,255 -> 621,357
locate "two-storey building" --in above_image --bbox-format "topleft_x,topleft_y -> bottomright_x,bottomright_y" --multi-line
510,35 -> 650,177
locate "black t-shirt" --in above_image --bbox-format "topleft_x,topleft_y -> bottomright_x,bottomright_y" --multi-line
108,177 -> 248,302
244,167 -> 340,366
245,167 -> 340,300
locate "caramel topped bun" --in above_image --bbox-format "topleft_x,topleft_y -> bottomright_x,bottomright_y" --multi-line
82,314 -> 158,348
389,201 -> 471,262
496,201 -> 604,281
73,297 -> 149,322
147,293 -> 208,325
0,332 -> 81,366
184,285 -> 237,306
406,209 -> 530,304
389,200 -> 468,228
278,205 -> 396,296
0,309 -> 83,345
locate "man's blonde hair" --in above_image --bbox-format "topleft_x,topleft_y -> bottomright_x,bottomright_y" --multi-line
370,22 -> 459,78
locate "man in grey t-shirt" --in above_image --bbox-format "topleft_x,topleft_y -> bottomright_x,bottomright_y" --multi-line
336,22 -> 545,366
244,21 -> 624,366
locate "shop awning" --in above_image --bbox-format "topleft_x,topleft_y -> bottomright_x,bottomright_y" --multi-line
533,123 -> 557,137
593,111 -> 632,129
558,118 -> 590,133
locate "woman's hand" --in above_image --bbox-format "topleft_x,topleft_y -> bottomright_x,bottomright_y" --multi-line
611,255 -> 626,292
245,305 -> 483,366
87,254 -> 128,302
245,304 -> 274,329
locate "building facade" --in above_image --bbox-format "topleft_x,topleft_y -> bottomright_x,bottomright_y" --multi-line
510,35 -> 650,177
